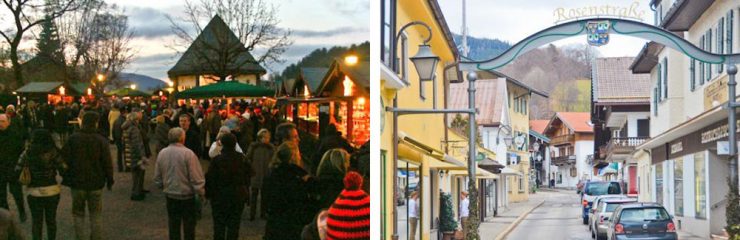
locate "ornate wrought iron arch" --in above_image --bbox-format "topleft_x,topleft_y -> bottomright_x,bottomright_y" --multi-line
458,18 -> 740,71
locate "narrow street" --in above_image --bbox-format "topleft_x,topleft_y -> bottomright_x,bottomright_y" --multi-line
505,190 -> 591,240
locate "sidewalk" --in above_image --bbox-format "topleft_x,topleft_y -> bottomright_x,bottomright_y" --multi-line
478,190 -> 551,239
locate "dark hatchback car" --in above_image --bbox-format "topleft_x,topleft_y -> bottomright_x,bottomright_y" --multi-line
607,203 -> 677,240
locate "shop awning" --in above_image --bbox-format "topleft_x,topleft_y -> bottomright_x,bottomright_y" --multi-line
499,167 -> 523,176
637,102 -> 726,150
448,168 -> 498,179
174,80 -> 274,99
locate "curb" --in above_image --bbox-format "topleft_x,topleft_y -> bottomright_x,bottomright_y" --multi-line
494,200 -> 546,240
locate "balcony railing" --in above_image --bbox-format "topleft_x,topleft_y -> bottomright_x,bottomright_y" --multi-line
551,155 -> 576,166
550,134 -> 575,146
605,137 -> 649,155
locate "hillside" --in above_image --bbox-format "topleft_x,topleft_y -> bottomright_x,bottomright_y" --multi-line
452,34 -> 511,60
278,41 -> 370,81
117,72 -> 166,91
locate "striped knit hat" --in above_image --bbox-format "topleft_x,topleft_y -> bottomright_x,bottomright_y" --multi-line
326,171 -> 370,240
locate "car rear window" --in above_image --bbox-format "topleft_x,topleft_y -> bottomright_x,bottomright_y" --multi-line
605,203 -> 623,212
585,182 -> 621,195
619,208 -> 670,222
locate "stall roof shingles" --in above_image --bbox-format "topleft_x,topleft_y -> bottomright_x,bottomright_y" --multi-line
594,57 -> 651,104
300,67 -> 329,93
448,78 -> 506,126
15,82 -> 64,93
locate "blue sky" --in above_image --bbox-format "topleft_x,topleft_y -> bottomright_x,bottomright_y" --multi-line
438,0 -> 653,58
111,0 -> 369,80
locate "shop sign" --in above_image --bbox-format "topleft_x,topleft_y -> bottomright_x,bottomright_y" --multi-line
700,120 -> 740,144
670,142 -> 683,155
704,77 -> 728,110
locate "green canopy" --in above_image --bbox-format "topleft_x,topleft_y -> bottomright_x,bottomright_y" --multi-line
106,87 -> 151,97
174,81 -> 275,99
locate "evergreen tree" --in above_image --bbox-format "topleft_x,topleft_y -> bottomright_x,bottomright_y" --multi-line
36,14 -> 65,65
439,192 -> 458,233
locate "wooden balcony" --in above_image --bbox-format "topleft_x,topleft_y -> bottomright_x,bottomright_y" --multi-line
551,155 -> 576,166
550,134 -> 575,146
604,137 -> 649,162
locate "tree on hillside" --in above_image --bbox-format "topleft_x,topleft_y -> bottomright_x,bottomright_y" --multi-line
279,42 -> 370,81
0,0 -> 93,89
550,79 -> 591,112
167,0 -> 293,71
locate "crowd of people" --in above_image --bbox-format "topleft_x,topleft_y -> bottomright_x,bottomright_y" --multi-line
0,97 -> 370,240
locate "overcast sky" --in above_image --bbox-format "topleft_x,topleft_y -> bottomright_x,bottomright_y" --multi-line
106,0 -> 369,80
438,0 -> 654,58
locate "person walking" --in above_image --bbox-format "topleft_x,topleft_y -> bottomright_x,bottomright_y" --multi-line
17,130 -> 66,240
314,148 -> 350,210
245,128 -> 274,221
61,111 -> 114,240
311,124 -> 354,173
325,171 -> 370,240
459,191 -> 470,237
205,133 -> 251,240
0,208 -> 24,240
408,191 -> 419,240
107,105 -> 121,141
154,127 -> 206,240
208,127 -> 243,158
178,114 -> 202,159
263,142 -> 313,240
122,111 -> 147,201
153,115 -> 171,155
0,114 -> 27,223
274,123 -> 304,170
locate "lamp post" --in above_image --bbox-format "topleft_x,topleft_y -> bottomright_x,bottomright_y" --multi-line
727,64 -> 738,189
387,21 -> 480,239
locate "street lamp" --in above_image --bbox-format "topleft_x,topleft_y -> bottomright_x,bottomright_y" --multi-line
344,54 -> 359,66
410,44 -> 439,81
130,84 -> 137,90
97,74 -> 105,82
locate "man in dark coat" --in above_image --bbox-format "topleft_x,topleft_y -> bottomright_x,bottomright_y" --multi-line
61,111 -> 114,240
311,124 -> 355,173
112,109 -> 127,172
179,114 -> 202,158
0,114 -> 27,222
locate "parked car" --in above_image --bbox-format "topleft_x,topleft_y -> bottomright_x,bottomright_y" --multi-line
606,203 -> 677,240
591,198 -> 637,240
581,181 -> 622,224
588,195 -> 628,231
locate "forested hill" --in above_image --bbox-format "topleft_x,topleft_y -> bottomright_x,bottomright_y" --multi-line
279,41 -> 369,81
452,33 -> 511,60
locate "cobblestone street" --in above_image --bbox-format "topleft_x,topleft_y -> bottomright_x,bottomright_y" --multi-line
6,143 -> 268,240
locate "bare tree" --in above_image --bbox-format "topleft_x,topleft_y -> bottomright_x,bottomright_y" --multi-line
166,0 -> 292,75
0,0 -> 92,89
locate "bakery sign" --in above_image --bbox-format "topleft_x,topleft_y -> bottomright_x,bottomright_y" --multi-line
701,120 -> 740,144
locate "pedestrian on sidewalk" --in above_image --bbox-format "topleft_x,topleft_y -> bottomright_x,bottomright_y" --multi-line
122,110 -> 147,201
154,127 -> 206,240
205,133 -> 251,240
460,191 -> 470,237
263,142 -> 313,240
245,128 -> 274,221
112,108 -> 127,172
17,129 -> 66,240
0,114 -> 27,223
408,191 -> 419,240
61,111 -> 114,240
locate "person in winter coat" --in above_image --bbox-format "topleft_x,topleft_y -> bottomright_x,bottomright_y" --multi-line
108,105 -> 121,141
0,114 -> 27,223
263,142 -> 314,240
205,133 -> 251,240
179,114 -> 202,159
351,142 -> 370,194
208,126 -> 243,158
245,128 -> 274,221
0,208 -> 24,240
203,106 -> 222,148
122,111 -> 147,201
237,116 -> 254,152
325,171 -> 370,239
16,129 -> 66,240
314,149 -> 350,210
112,109 -> 127,172
61,111 -> 114,240
311,124 -> 355,174
153,115 -> 171,155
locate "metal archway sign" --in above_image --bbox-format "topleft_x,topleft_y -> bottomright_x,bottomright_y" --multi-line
458,18 -> 740,71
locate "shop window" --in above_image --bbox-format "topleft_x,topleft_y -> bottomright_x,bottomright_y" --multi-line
656,164 -> 663,205
695,152 -> 707,219
518,176 -> 524,193
380,0 -> 395,67
674,158 -> 683,216
569,167 -> 577,178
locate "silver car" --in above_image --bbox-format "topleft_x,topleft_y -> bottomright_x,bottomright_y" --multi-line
592,198 -> 636,240
588,195 -> 625,232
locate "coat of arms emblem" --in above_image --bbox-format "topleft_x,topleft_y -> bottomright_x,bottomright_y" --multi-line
586,21 -> 610,46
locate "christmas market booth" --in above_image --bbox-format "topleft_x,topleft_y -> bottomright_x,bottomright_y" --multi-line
106,87 -> 152,100
15,81 -> 89,104
279,58 -> 369,147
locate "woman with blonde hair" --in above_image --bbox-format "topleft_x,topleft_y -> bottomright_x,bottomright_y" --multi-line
314,148 -> 350,209
208,126 -> 243,158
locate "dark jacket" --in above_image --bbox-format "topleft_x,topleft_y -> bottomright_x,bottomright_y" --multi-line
153,122 -> 170,151
184,128 -> 202,158
112,115 -> 125,144
263,163 -> 314,240
312,133 -> 355,170
18,148 -> 65,188
122,120 -> 145,167
245,142 -> 274,188
61,128 -> 114,190
205,150 -> 251,203
0,127 -> 26,180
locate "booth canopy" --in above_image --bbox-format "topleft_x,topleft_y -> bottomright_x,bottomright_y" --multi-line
174,80 -> 274,99
106,87 -> 151,97
16,82 -> 84,95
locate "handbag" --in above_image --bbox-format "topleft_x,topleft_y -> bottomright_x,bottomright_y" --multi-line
18,166 -> 31,185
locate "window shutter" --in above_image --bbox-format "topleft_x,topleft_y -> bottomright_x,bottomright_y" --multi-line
719,19 -> 724,73
657,63 -> 662,101
690,58 -> 696,91
729,10 -> 734,54
653,87 -> 658,116
700,36 -> 705,85
708,29 -> 712,80
663,57 -> 668,99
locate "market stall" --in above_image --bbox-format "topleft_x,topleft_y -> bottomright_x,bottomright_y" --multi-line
15,81 -> 84,104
